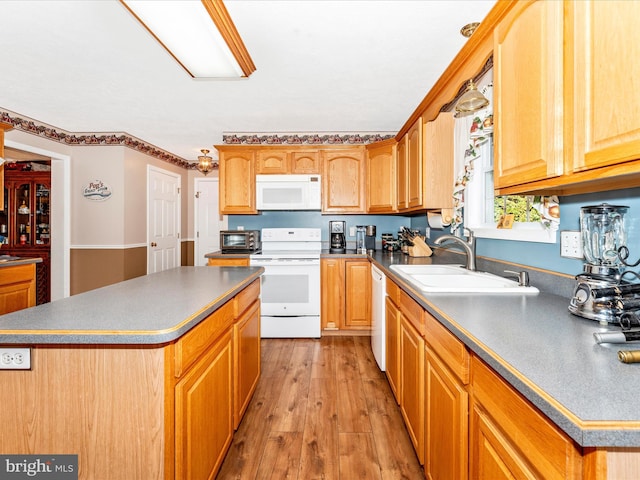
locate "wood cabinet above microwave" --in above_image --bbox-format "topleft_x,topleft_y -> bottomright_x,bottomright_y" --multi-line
255,149 -> 321,174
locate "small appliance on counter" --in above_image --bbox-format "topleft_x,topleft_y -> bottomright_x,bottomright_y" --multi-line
220,230 -> 261,253
568,203 -> 636,324
355,226 -> 367,254
365,225 -> 376,253
329,221 -> 346,253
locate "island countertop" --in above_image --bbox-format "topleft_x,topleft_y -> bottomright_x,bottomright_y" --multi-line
0,266 -> 263,345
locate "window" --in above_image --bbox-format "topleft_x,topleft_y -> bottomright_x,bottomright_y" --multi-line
463,136 -> 558,243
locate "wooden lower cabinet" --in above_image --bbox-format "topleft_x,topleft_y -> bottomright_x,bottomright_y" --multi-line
0,262 -> 37,314
321,257 -> 371,331
470,355 -> 582,479
233,299 -> 260,429
207,257 -> 250,267
400,314 -> 425,464
175,329 -> 233,480
385,294 -> 401,402
425,345 -> 468,480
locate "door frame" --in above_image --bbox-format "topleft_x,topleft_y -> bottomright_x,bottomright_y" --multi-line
5,138 -> 71,300
194,176 -> 227,266
147,165 -> 181,273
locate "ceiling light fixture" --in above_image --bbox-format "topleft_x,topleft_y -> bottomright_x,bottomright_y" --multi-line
120,0 -> 256,78
460,22 -> 480,38
454,80 -> 489,116
197,149 -> 217,175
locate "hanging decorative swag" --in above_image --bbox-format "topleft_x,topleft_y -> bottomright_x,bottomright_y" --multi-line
450,83 -> 560,235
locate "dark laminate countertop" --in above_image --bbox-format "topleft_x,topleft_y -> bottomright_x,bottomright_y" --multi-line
0,266 -> 263,345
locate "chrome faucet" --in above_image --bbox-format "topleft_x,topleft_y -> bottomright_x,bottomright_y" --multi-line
433,228 -> 477,271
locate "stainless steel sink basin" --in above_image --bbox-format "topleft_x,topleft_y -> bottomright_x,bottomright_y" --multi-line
389,264 -> 539,294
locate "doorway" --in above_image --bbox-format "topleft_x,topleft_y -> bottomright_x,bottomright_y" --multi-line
147,165 -> 181,274
194,177 -> 226,266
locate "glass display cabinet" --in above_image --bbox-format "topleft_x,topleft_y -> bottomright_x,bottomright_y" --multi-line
1,169 -> 51,304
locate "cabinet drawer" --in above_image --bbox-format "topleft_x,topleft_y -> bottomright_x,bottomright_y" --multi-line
470,355 -> 582,478
386,278 -> 401,305
425,312 -> 469,384
399,290 -> 424,336
0,264 -> 35,284
207,257 -> 250,267
174,300 -> 235,378
234,279 -> 260,318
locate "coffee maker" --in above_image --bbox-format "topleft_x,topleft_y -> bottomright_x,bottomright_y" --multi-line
365,225 -> 376,253
329,221 -> 346,254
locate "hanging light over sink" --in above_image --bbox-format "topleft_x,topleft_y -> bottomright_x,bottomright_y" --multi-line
455,79 -> 490,116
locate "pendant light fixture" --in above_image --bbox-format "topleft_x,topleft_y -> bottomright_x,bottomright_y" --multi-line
454,80 -> 490,116
197,149 -> 216,175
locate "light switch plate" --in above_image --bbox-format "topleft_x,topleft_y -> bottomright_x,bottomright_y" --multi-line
560,231 -> 583,259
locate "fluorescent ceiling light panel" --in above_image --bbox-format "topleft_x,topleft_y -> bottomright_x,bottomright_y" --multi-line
121,0 -> 255,78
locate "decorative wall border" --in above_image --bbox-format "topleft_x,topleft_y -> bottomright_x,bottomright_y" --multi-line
0,109 -> 192,169
1,109 -> 397,169
222,132 -> 395,145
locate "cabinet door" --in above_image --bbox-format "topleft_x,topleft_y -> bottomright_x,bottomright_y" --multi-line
0,263 -> 36,314
322,149 -> 366,212
407,118 -> 424,209
290,151 -> 320,174
425,346 -> 468,480
219,150 -> 256,214
344,259 -> 371,329
493,0 -> 564,190
366,140 -> 397,213
424,113 -> 454,209
175,329 -> 233,480
234,300 -> 260,429
385,296 -> 401,402
400,316 -> 425,464
397,134 -> 409,210
321,258 -> 344,330
470,402 -> 534,480
569,1 -> 640,173
256,150 -> 288,174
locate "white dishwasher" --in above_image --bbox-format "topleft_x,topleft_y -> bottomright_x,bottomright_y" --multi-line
370,264 -> 386,370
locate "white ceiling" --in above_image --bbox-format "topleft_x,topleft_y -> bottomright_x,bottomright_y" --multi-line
0,0 -> 496,162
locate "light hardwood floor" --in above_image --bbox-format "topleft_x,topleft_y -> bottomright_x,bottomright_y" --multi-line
217,336 -> 425,479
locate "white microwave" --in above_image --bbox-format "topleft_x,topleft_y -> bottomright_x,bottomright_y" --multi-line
256,174 -> 321,210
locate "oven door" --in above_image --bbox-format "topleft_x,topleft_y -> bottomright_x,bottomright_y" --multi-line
251,258 -> 320,316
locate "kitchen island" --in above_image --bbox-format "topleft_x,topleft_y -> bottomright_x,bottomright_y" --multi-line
0,266 -> 263,480
0,255 -> 41,314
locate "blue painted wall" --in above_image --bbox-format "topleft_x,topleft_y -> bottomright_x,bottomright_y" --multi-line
412,187 -> 640,276
228,212 -> 411,244
230,187 -> 640,276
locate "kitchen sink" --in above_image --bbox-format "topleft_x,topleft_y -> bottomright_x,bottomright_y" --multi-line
389,264 -> 539,294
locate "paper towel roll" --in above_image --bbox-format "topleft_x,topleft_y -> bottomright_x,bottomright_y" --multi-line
427,210 -> 452,229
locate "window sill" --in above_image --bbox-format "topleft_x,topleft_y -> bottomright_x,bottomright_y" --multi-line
469,224 -> 557,244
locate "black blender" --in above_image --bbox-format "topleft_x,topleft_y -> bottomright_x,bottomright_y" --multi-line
568,203 -> 635,324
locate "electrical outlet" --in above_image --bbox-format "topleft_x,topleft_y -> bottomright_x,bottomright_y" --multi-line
349,226 -> 356,237
560,231 -> 583,259
0,348 -> 31,370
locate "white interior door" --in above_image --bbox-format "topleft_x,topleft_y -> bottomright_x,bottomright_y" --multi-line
194,177 -> 227,266
148,166 -> 181,273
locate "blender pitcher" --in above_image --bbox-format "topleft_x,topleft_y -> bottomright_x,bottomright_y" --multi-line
580,203 -> 628,272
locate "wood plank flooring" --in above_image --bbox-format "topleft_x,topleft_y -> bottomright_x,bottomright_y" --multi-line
217,336 -> 425,479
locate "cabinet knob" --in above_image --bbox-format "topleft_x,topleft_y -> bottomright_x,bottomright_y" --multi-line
151,242 -> 157,247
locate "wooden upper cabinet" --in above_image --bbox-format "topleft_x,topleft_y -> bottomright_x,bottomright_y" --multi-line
218,148 -> 257,214
397,134 -> 409,211
407,117 -> 424,209
493,0 -> 564,192
255,149 -> 321,174
424,112 -> 454,209
322,148 -> 366,213
255,150 -> 288,174
568,1 -> 640,174
366,139 -> 397,213
290,151 -> 320,174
